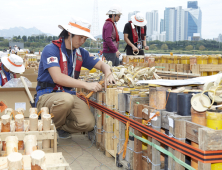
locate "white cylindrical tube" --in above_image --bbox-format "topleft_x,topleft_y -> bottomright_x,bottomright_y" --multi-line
31,150 -> 46,170
41,111 -> 49,120
7,152 -> 23,170
38,121 -> 43,131
16,108 -> 25,115
41,107 -> 49,114
29,108 -> 37,115
24,135 -> 37,155
15,114 -> 24,131
2,115 -> 11,151
5,136 -> 18,156
43,114 -> 51,131
15,114 -> 24,150
5,108 -> 13,120
29,114 -> 38,131
42,114 -> 51,149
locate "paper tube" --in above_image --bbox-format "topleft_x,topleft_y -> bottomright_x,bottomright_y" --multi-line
41,107 -> 49,114
24,135 -> 37,155
7,152 -> 23,170
31,150 -> 46,170
5,136 -> 18,156
16,108 -> 25,115
42,114 -> 51,149
29,114 -> 38,131
1,115 -> 11,151
5,108 -> 13,120
15,114 -> 24,150
29,108 -> 37,115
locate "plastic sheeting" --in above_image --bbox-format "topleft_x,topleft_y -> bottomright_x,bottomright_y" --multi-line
2,77 -> 32,88
137,73 -> 222,86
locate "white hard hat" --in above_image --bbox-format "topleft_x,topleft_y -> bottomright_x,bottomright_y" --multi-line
58,16 -> 96,41
131,12 -> 147,27
106,5 -> 122,15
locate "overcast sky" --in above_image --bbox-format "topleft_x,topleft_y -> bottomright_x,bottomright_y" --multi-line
0,0 -> 221,39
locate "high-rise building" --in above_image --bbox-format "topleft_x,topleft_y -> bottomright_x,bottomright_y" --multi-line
175,6 -> 185,41
164,7 -> 176,41
146,12 -> 153,37
146,10 -> 159,37
153,10 -> 159,33
218,34 -> 222,42
185,8 -> 202,40
160,19 -> 164,33
187,1 -> 198,9
185,1 -> 202,40
128,11 -> 140,21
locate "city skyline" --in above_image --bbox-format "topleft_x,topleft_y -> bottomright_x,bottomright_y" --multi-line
0,0 -> 221,40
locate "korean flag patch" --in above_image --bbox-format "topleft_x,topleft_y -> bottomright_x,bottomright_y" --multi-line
47,57 -> 58,64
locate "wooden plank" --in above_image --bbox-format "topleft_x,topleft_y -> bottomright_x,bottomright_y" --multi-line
152,110 -> 162,170
198,128 -> 211,170
174,120 -> 186,170
114,89 -> 121,160
133,104 -> 143,170
105,88 -> 114,157
198,127 -> 222,151
161,111 -> 176,130
191,64 -> 200,74
162,63 -> 169,71
186,121 -> 208,143
177,64 -> 184,73
200,64 -> 222,72
183,64 -> 190,73
118,93 -> 128,167
168,115 -> 175,170
96,92 -> 103,144
170,64 -> 176,72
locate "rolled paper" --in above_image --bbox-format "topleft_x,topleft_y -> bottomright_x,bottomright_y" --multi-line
15,114 -> 24,150
7,152 -> 23,170
41,107 -> 49,114
5,136 -> 18,156
31,150 -> 46,170
29,114 -> 38,131
24,135 -> 37,155
42,114 -> 51,149
5,108 -> 13,120
1,115 -> 11,151
29,108 -> 37,115
16,108 -> 25,115
41,111 -> 49,120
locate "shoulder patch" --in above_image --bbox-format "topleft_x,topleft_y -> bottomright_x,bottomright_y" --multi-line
47,57 -> 58,64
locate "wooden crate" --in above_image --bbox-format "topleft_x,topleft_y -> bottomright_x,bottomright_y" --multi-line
0,152 -> 71,170
0,120 -> 57,156
191,64 -> 222,74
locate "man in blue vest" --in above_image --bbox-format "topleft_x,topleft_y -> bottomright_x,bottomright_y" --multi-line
36,17 -> 115,139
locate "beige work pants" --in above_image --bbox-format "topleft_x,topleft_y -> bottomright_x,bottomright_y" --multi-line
37,92 -> 95,133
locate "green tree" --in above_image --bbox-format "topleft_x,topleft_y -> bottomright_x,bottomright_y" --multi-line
149,44 -> 157,50
47,36 -> 52,42
161,44 -> 168,50
185,45 -> 193,51
22,36 -> 27,42
0,37 -> 4,41
199,45 -> 205,51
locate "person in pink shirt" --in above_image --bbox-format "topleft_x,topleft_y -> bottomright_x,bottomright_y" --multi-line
102,5 -> 122,66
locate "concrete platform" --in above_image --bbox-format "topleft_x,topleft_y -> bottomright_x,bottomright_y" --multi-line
58,134 -> 123,170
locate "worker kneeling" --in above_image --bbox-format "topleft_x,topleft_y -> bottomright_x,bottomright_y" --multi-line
36,17 -> 115,139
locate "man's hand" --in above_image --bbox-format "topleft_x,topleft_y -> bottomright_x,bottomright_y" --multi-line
85,82 -> 102,92
105,73 -> 116,90
116,51 -> 121,58
145,46 -> 149,50
132,46 -> 139,52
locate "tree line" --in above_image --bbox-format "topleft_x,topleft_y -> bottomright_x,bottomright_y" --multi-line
0,36 -> 222,52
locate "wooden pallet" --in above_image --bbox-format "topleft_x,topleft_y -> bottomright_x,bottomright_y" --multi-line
0,152 -> 71,170
0,120 -> 57,156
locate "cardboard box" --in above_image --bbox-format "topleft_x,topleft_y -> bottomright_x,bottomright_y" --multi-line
0,87 -> 36,117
